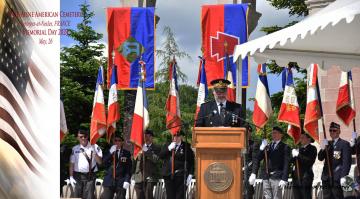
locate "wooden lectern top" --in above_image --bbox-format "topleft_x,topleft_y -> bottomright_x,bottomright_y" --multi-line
193,127 -> 246,149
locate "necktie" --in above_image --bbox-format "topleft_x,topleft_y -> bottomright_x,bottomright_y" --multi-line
220,103 -> 225,124
271,142 -> 276,150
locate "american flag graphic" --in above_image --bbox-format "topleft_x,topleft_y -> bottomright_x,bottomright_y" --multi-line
0,0 -> 58,198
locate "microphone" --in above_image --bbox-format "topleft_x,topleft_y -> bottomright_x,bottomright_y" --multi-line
224,110 -> 262,130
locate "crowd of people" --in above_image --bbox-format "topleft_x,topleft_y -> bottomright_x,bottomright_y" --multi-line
60,79 -> 360,199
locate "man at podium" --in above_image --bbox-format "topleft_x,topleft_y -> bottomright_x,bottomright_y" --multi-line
195,78 -> 242,127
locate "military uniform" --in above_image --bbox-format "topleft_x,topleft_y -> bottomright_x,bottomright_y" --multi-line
132,143 -> 161,199
60,144 -> 71,197
101,147 -> 132,199
159,141 -> 195,199
195,100 -> 242,127
318,138 -> 351,199
255,140 -> 290,199
70,143 -> 103,199
244,139 -> 259,199
291,144 -> 317,199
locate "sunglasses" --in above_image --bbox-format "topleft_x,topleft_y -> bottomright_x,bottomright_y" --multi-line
114,139 -> 122,142
329,129 -> 338,132
78,135 -> 87,139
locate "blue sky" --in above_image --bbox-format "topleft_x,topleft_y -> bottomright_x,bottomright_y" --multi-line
60,0 -> 304,109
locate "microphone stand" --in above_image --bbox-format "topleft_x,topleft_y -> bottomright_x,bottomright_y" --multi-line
226,110 -> 274,198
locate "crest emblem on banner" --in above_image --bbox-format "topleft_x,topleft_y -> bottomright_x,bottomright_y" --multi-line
210,31 -> 239,62
117,36 -> 144,63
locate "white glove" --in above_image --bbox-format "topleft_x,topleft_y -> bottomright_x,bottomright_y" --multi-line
131,179 -> 136,186
320,139 -> 328,150
292,149 -> 299,157
69,176 -> 77,188
259,139 -> 268,151
248,173 -> 256,185
143,144 -> 148,152
168,142 -> 176,151
186,175 -> 193,186
351,139 -> 356,147
340,177 -> 347,187
109,145 -> 117,154
353,132 -> 358,139
123,181 -> 130,189
278,180 -> 287,189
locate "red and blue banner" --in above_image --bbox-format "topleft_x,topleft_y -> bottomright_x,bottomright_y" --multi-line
201,4 -> 249,87
107,7 -> 155,89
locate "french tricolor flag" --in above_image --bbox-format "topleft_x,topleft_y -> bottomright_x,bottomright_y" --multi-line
195,57 -> 208,121
166,61 -> 181,135
304,64 -> 321,142
253,64 -> 272,129
130,63 -> 149,158
278,68 -> 301,144
90,66 -> 107,145
336,71 -> 356,126
107,65 -> 120,142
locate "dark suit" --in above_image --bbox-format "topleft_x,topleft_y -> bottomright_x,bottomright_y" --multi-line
195,100 -> 242,127
351,138 -> 360,183
101,148 -> 132,199
292,144 -> 317,199
318,138 -> 351,199
255,141 -> 290,199
244,140 -> 259,199
159,141 -> 195,199
132,143 -> 161,199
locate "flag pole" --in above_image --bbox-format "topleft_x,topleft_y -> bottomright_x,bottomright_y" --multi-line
316,77 -> 333,185
140,58 -> 147,197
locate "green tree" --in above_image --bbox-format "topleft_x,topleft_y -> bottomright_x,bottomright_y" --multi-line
60,2 -> 106,135
156,26 -> 191,83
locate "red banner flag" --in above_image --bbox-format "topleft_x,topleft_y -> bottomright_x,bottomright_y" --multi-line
336,71 -> 356,126
166,61 -> 181,135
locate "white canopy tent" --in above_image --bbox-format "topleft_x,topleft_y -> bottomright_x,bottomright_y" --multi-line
233,0 -> 360,71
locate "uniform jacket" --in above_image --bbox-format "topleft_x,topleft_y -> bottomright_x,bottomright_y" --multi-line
351,138 -> 360,181
195,100 -> 242,127
246,140 -> 259,177
159,141 -> 195,177
318,138 -> 351,182
255,141 -> 290,181
291,144 -> 317,185
132,143 -> 161,183
102,148 -> 132,187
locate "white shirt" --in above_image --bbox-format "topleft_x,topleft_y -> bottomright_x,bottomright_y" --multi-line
70,142 -> 103,173
333,138 -> 340,146
216,101 -> 227,114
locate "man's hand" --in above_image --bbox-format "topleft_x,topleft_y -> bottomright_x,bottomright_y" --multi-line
259,139 -> 268,151
69,176 -> 77,188
278,180 -> 287,189
186,175 -> 193,186
109,145 -> 117,154
248,173 -> 256,185
320,139 -> 328,150
340,177 -> 347,187
143,144 -> 149,152
168,142 -> 176,151
292,149 -> 299,157
123,181 -> 130,189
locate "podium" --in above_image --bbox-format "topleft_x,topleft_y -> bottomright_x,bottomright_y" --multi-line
193,127 -> 245,199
